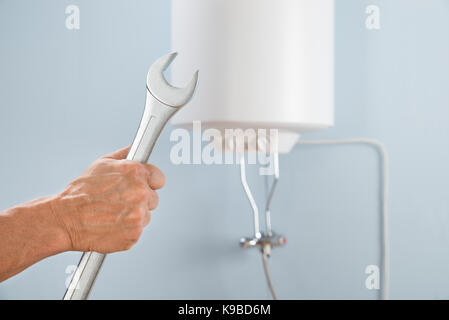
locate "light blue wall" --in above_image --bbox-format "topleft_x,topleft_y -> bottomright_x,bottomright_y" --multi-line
1,0 -> 448,299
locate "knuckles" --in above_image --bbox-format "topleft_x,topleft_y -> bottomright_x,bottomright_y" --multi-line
125,206 -> 146,225
121,161 -> 147,178
129,227 -> 143,243
134,184 -> 151,202
121,182 -> 151,207
149,190 -> 159,210
120,227 -> 144,251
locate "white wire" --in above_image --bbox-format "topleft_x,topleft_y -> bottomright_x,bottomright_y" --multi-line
261,248 -> 279,300
297,138 -> 390,300
239,154 -> 261,238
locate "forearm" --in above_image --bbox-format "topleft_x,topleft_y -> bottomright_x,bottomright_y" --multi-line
0,146 -> 164,282
0,196 -> 70,282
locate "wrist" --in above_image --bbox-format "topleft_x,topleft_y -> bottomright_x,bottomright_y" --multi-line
0,195 -> 73,281
46,194 -> 73,252
2,195 -> 73,272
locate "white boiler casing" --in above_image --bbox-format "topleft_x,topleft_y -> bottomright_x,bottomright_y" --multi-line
171,0 -> 334,153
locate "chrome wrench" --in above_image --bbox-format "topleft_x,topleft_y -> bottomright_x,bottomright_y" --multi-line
63,52 -> 199,300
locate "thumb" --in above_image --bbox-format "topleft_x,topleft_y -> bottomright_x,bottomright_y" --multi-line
102,146 -> 131,160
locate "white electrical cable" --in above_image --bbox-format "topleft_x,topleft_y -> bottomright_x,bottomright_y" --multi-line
296,138 -> 390,300
261,247 -> 279,300
240,155 -> 261,238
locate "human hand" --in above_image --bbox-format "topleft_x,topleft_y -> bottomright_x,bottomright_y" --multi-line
51,146 -> 165,253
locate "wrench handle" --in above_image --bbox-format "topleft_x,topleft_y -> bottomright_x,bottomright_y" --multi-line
126,95 -> 177,162
63,93 -> 179,300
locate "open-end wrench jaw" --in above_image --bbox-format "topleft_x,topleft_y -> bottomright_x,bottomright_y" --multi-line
127,52 -> 199,162
146,52 -> 199,108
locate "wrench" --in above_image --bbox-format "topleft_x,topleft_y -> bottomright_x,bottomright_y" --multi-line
63,52 -> 199,300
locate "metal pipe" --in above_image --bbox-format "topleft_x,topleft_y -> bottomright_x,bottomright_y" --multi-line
240,154 -> 261,239
264,152 -> 279,237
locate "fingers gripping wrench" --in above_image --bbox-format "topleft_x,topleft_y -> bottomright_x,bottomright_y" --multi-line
63,53 -> 199,300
